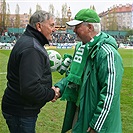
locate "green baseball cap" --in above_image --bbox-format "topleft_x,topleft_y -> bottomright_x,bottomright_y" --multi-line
66,8 -> 100,26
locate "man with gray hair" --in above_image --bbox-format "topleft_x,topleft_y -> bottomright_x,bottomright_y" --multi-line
54,8 -> 124,133
1,10 -> 60,133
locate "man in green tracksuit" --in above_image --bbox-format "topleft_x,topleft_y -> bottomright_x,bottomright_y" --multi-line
54,8 -> 124,133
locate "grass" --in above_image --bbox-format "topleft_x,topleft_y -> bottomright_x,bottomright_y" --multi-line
0,48 -> 133,133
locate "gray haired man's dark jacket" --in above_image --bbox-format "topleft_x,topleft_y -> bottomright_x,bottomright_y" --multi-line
2,25 -> 55,116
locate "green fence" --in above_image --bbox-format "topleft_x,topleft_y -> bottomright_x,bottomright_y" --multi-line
7,28 -> 25,34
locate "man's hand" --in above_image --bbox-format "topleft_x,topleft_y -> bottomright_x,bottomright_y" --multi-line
87,127 -> 96,133
51,86 -> 60,102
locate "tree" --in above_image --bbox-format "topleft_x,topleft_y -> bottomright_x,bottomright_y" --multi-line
36,3 -> 42,11
15,4 -> 20,28
61,3 -> 67,26
101,13 -> 108,31
90,5 -> 96,11
126,29 -> 133,37
107,7 -> 117,31
0,1 -> 3,33
111,7 -> 117,30
29,7 -> 32,19
107,8 -> 114,30
6,3 -> 10,28
0,0 -> 6,33
48,4 -> 54,15
55,10 -> 60,26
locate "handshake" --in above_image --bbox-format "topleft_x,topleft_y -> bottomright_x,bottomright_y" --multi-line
51,86 -> 60,102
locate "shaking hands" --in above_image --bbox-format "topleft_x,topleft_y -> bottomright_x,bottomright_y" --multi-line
51,86 -> 60,102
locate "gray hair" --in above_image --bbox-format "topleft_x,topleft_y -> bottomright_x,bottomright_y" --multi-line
29,10 -> 55,29
83,22 -> 101,33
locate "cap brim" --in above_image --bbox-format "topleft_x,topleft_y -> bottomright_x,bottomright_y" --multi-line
66,20 -> 83,26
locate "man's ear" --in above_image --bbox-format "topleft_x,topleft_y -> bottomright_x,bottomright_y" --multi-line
88,24 -> 94,31
36,22 -> 41,32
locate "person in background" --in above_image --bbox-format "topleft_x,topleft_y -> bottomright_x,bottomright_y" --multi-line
53,8 -> 124,133
1,10 -> 60,133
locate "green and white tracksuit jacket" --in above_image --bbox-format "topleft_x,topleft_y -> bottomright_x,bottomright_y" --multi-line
55,32 -> 124,133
